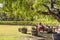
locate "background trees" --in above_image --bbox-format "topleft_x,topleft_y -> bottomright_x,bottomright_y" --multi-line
0,0 -> 60,24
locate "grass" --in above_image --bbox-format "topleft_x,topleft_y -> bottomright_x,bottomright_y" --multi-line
0,36 -> 16,40
0,25 -> 52,40
0,25 -> 34,40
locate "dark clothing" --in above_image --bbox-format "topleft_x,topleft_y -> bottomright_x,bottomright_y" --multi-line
53,33 -> 60,40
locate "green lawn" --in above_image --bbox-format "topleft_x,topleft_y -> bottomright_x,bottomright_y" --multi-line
0,25 -> 52,40
0,25 -> 34,40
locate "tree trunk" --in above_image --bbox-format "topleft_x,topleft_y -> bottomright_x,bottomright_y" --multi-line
42,4 -> 60,22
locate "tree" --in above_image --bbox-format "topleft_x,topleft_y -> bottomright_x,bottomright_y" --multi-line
0,0 -> 60,22
1,13 -> 7,21
42,0 -> 60,21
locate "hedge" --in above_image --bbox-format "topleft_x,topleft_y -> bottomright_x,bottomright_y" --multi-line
0,21 -> 39,25
0,21 -> 59,26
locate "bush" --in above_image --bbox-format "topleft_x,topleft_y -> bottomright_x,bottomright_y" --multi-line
0,21 -> 59,26
0,21 -> 39,25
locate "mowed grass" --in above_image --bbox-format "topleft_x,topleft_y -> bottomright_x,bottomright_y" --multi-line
0,25 -> 35,40
0,25 -> 52,40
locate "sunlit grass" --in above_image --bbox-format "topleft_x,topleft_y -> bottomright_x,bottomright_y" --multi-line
0,25 -> 33,40
0,25 -> 52,40
0,36 -> 16,40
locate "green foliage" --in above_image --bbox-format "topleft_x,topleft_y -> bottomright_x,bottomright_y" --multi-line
0,0 -> 60,25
